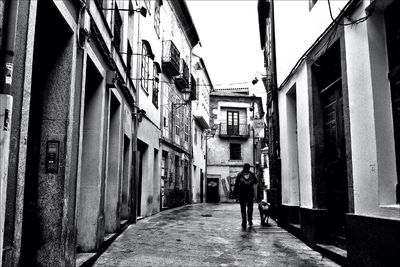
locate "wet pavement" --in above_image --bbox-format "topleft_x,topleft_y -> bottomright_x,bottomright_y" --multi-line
94,203 -> 338,266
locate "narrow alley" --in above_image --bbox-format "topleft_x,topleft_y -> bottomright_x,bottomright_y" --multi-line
93,203 -> 337,267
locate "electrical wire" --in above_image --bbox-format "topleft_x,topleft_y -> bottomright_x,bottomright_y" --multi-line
147,78 -> 257,88
327,0 -> 376,26
279,0 -> 376,90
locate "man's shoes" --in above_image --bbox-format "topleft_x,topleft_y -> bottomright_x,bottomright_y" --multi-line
248,221 -> 253,226
241,221 -> 247,228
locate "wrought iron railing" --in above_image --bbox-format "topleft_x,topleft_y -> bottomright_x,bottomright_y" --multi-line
175,58 -> 189,90
162,40 -> 180,77
219,123 -> 249,137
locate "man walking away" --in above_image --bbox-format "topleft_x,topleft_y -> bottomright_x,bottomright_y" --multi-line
234,163 -> 258,228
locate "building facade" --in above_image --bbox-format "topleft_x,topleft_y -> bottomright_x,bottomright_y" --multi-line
207,89 -> 264,203
0,0 -> 138,265
159,0 -> 199,209
134,0 -> 163,218
0,0 -> 205,265
259,0 -> 400,265
191,54 -> 213,204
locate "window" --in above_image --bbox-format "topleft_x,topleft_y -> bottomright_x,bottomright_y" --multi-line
194,128 -> 198,145
127,43 -> 133,77
95,0 -> 104,8
196,78 -> 200,100
309,0 -> 318,10
113,3 -> 123,51
171,18 -> 176,37
163,84 -> 170,137
201,132 -> 204,150
141,44 -> 150,92
144,0 -> 151,13
161,156 -> 167,179
184,120 -> 189,143
154,0 -> 161,38
227,111 -> 239,135
230,143 -> 241,160
175,98 -> 180,138
152,63 -> 160,107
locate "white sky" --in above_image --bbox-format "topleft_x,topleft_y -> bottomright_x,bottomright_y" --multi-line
187,0 -> 266,88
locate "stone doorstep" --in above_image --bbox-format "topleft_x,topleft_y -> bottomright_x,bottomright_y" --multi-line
316,243 -> 347,266
283,222 -> 347,266
76,253 -> 96,267
76,221 -> 131,267
286,223 -> 302,237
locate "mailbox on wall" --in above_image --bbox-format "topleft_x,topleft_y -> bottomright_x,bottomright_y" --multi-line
46,141 -> 59,173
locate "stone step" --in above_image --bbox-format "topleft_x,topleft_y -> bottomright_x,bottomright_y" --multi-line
316,243 -> 347,266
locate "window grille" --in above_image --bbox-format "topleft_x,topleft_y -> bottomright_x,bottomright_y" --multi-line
230,143 -> 241,160
141,45 -> 150,92
113,3 -> 122,51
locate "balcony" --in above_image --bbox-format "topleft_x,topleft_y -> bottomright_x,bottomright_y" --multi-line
189,74 -> 196,100
175,58 -> 189,90
162,40 -> 180,77
219,123 -> 250,138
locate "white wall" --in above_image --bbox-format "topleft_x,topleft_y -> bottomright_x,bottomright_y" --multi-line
136,0 -> 162,127
192,123 -> 205,203
274,0 -> 349,86
344,3 -> 399,218
279,63 -> 313,209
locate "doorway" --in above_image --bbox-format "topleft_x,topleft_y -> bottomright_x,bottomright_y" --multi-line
206,178 -> 220,203
385,0 -> 400,203
287,84 -> 301,224
121,135 -> 131,220
312,40 -> 348,242
161,151 -> 168,209
200,170 -> 204,202
137,140 -> 147,217
105,92 -> 122,233
20,0 -> 75,263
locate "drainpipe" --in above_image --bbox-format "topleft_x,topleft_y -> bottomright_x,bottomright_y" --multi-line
188,46 -> 193,204
0,0 -> 18,265
131,3 -> 142,223
269,0 -> 281,220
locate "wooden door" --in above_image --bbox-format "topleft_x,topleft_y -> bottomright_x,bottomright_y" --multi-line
320,77 -> 348,239
389,68 -> 400,203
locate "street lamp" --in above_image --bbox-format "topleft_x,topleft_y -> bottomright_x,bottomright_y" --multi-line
252,71 -> 266,85
205,125 -> 217,139
102,6 -> 147,17
173,88 -> 191,108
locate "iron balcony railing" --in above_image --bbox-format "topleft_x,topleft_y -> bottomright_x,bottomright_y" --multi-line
189,74 -> 196,101
219,123 -> 250,138
162,40 -> 180,77
175,58 -> 189,90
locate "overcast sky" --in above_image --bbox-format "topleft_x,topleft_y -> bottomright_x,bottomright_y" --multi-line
187,0 -> 266,88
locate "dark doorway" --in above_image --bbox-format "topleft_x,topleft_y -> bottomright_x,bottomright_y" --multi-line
200,170 -> 204,202
312,40 -> 348,242
161,151 -> 168,209
137,140 -> 148,217
20,0 -> 73,264
184,160 -> 189,203
121,135 -> 131,220
206,178 -> 220,203
385,0 -> 400,203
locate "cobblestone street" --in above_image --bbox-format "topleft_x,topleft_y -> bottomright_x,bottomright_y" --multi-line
94,203 -> 338,266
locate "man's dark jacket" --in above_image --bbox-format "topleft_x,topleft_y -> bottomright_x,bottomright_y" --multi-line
233,171 -> 258,200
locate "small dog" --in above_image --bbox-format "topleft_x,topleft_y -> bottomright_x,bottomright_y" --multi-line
258,200 -> 270,225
